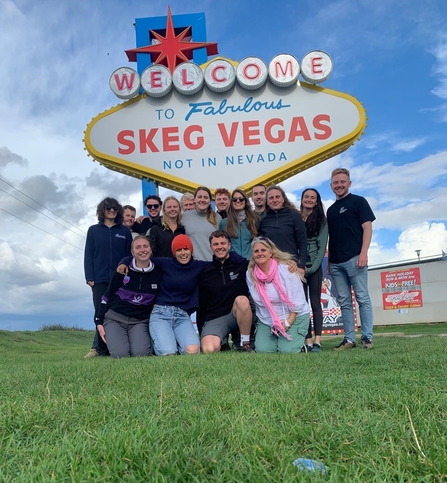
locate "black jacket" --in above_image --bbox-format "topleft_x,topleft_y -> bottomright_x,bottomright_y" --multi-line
131,216 -> 160,235
95,263 -> 163,323
197,251 -> 249,333
259,207 -> 307,269
84,223 -> 132,284
148,224 -> 185,257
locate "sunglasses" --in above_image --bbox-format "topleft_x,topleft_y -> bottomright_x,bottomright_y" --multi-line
146,204 -> 160,209
232,197 -> 246,202
105,206 -> 118,212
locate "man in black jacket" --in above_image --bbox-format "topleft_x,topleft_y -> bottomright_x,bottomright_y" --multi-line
131,194 -> 162,235
197,230 -> 253,353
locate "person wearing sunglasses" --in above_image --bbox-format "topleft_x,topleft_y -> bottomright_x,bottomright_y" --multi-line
219,188 -> 260,260
131,195 -> 162,235
84,197 -> 132,358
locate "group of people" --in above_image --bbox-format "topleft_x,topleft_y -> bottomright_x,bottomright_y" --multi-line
83,168 -> 375,358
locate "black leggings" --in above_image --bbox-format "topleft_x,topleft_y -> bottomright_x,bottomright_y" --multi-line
304,266 -> 323,339
91,283 -> 110,355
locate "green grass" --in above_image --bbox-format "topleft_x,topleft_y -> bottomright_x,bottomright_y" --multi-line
373,322 -> 447,336
0,328 -> 446,482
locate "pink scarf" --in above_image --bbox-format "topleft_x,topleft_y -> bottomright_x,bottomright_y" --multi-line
252,259 -> 295,340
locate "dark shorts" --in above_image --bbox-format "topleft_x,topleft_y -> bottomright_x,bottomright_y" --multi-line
201,311 -> 238,343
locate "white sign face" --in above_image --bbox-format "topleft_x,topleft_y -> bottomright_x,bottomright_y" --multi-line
85,79 -> 366,193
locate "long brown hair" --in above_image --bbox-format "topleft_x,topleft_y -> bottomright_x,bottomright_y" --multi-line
225,188 -> 259,238
194,186 -> 219,227
266,185 -> 299,212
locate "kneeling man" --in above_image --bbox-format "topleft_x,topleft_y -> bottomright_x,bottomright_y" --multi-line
197,230 -> 253,353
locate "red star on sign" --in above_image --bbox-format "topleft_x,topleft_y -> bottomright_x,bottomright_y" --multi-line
125,6 -> 219,73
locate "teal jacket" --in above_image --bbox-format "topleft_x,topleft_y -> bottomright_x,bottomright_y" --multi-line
219,218 -> 255,260
305,222 -> 328,277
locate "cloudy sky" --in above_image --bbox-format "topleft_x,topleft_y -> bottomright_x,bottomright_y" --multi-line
1,0 -> 446,330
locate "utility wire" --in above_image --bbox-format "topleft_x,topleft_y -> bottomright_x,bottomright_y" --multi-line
0,207 -> 84,251
0,176 -> 86,236
0,187 -> 86,240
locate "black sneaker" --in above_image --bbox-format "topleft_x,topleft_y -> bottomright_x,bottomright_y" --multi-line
334,339 -> 356,351
312,343 -> 322,352
239,342 -> 254,352
361,338 -> 374,349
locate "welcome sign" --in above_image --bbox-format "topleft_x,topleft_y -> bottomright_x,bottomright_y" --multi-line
84,9 -> 366,194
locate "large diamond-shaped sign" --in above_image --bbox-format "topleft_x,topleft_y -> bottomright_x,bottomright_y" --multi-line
84,70 -> 366,194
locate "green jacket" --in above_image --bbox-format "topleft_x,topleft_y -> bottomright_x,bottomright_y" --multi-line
305,222 -> 328,277
219,218 -> 256,260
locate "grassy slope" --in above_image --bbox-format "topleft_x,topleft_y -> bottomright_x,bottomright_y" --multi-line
0,329 -> 446,482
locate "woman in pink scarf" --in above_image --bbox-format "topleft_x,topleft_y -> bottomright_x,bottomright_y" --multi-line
246,237 -> 310,353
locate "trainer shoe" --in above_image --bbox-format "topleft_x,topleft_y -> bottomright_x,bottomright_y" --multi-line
361,338 -> 374,349
239,342 -> 254,352
312,343 -> 322,352
84,348 -> 99,359
334,339 -> 356,351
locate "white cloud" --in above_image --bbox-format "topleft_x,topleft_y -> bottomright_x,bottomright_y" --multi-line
391,138 -> 426,153
395,222 -> 447,259
431,39 -> 447,121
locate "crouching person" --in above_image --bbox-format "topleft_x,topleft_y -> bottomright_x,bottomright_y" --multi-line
95,236 -> 162,358
247,237 -> 310,353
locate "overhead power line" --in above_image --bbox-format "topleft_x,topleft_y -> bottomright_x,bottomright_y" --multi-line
0,186 -> 86,240
0,176 -> 86,237
0,207 -> 84,251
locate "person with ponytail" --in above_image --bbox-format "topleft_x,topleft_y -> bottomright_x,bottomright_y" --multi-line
246,237 -> 310,353
182,186 -> 221,261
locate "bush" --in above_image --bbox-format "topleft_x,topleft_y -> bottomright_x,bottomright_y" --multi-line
39,324 -> 87,331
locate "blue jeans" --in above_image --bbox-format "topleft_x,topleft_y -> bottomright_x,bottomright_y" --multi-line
149,305 -> 200,355
330,255 -> 373,342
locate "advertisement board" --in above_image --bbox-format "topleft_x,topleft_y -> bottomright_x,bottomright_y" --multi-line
381,268 -> 423,310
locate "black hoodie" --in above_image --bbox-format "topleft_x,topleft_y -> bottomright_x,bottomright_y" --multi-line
197,251 -> 249,332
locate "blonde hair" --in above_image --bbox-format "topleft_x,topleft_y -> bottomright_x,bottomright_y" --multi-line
160,196 -> 182,230
247,236 -> 293,281
331,168 -> 350,178
180,192 -> 194,207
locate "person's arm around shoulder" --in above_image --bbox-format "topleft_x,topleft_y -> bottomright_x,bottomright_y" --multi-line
357,221 -> 372,268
